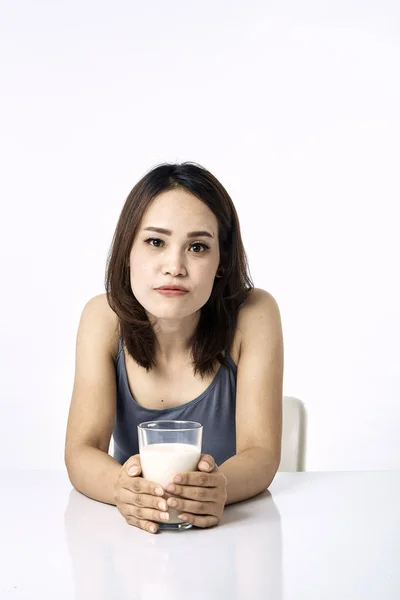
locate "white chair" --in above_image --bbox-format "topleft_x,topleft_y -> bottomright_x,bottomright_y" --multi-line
278,396 -> 307,472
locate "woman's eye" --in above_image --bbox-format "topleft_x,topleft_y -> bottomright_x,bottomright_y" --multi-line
145,238 -> 164,247
190,243 -> 209,253
144,238 -> 209,252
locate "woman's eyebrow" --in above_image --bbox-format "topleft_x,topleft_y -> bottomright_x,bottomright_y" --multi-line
143,226 -> 214,239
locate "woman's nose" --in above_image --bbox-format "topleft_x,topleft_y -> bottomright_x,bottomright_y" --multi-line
161,251 -> 187,277
163,265 -> 186,277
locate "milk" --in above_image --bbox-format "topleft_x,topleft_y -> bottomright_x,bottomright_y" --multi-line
140,443 -> 201,524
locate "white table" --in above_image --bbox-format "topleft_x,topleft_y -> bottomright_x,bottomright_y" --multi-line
0,471 -> 399,599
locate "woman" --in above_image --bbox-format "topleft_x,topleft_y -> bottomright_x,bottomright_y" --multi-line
65,162 -> 284,534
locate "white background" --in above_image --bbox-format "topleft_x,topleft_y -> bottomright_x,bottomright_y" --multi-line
1,1 -> 399,471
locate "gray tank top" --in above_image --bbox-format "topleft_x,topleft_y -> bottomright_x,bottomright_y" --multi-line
112,337 -> 237,467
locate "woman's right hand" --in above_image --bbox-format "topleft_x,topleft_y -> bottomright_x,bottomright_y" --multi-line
114,454 -> 169,534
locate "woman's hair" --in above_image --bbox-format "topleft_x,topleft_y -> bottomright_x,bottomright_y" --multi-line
105,161 -> 254,377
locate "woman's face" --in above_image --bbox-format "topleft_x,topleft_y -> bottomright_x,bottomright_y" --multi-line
128,188 -> 220,321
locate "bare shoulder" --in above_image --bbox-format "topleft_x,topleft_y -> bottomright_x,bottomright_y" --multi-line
83,293 -> 120,360
236,288 -> 283,348
240,287 -> 281,312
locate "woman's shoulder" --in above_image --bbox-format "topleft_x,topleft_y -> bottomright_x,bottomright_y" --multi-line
237,287 -> 280,319
84,293 -> 120,360
236,287 -> 281,351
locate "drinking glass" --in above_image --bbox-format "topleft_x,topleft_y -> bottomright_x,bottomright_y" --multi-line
138,420 -> 203,530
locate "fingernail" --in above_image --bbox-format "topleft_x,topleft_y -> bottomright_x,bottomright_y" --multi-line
166,484 -> 175,493
178,514 -> 188,521
173,475 -> 182,483
155,487 -> 164,496
160,512 -> 170,521
199,462 -> 209,470
167,498 -> 177,508
128,466 -> 139,475
149,525 -> 156,533
158,500 -> 167,511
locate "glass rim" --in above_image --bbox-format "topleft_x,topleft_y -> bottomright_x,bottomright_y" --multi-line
138,420 -> 203,431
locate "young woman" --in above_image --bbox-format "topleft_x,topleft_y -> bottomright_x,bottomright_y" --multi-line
65,162 -> 284,534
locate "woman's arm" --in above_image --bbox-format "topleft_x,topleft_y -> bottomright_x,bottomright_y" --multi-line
219,446 -> 279,505
221,288 -> 284,504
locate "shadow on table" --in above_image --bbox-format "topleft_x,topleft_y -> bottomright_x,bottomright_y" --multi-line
64,489 -> 283,600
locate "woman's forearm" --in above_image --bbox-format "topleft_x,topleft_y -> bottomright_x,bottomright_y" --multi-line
219,446 -> 279,505
65,443 -> 122,505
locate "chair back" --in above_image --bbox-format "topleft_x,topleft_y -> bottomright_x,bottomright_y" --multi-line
278,396 -> 307,471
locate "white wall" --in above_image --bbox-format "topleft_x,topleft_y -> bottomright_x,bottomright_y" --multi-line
1,1 -> 399,471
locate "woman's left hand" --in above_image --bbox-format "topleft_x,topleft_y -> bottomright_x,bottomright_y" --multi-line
165,454 -> 227,528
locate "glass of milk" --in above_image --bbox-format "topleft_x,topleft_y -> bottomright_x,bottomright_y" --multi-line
138,420 -> 203,530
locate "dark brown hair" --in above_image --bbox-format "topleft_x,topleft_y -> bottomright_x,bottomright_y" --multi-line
105,162 -> 254,377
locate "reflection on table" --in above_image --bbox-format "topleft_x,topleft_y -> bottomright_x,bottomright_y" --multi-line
64,487 -> 282,600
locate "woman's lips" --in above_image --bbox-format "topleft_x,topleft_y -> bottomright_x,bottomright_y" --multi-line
155,289 -> 188,297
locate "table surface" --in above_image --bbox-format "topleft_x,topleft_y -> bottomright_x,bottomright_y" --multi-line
0,470 -> 399,599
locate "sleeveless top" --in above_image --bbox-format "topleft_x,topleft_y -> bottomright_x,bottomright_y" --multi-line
112,337 -> 237,466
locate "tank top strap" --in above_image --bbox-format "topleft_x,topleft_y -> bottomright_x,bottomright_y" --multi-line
224,351 -> 237,373
117,335 -> 123,356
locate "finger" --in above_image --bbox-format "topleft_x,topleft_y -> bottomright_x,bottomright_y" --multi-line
165,483 -> 217,502
124,455 -> 142,477
115,487 -> 166,518
177,513 -> 219,528
171,470 -> 220,487
165,496 -> 212,515
127,504 -> 171,524
123,476 -> 165,498
197,454 -> 216,472
124,514 -> 159,534
130,491 -> 169,513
